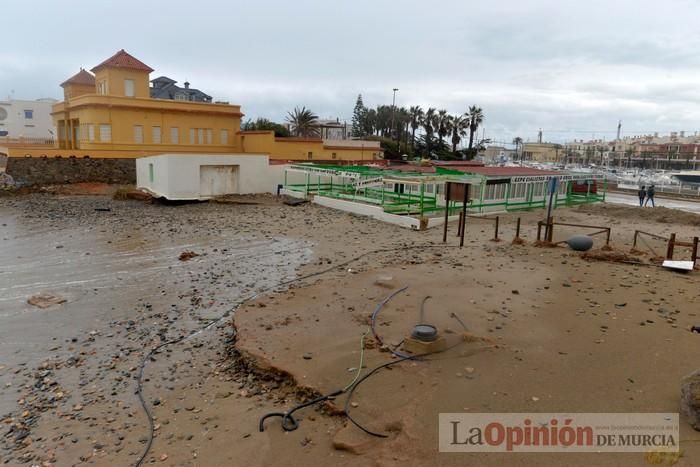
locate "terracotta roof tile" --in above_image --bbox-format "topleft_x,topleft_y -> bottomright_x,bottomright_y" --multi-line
60,68 -> 96,87
91,49 -> 154,73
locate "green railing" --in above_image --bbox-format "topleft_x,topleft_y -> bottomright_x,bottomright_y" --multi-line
283,165 -> 606,218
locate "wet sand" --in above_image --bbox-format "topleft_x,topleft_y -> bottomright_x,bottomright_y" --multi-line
1,193 -> 700,466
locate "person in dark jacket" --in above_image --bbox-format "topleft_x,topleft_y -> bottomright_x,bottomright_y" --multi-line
644,185 -> 656,207
638,186 -> 646,206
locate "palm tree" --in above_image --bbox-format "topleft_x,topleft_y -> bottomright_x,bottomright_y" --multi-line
421,107 -> 437,158
436,109 -> 450,147
375,105 -> 393,137
362,108 -> 377,136
512,136 -> 523,163
450,114 -> 469,157
409,105 -> 423,152
466,106 -> 484,150
396,107 -> 411,151
286,106 -> 319,137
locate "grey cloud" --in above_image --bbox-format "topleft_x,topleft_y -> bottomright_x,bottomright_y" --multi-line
3,0 -> 700,144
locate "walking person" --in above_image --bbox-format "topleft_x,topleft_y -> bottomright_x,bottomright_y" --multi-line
644,184 -> 656,207
638,185 -> 646,206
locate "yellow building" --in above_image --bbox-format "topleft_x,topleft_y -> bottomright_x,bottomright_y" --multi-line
53,50 -> 242,158
7,50 -> 381,161
521,142 -> 562,163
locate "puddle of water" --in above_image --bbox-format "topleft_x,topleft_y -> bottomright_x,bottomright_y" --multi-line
0,201 -> 312,415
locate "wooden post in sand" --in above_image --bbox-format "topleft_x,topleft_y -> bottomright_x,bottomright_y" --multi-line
546,216 -> 555,243
666,233 -> 676,260
442,189 -> 450,243
460,185 -> 468,248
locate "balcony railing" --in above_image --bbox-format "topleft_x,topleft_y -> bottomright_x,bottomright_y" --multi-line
0,136 -> 55,146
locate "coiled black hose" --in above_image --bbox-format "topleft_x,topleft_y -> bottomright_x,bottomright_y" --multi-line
134,243 -> 470,466
260,288 -> 469,438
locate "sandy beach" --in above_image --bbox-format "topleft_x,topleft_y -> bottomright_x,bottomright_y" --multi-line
2,191 -> 700,466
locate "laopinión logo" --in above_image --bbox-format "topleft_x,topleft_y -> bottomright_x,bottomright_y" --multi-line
439,413 -> 679,453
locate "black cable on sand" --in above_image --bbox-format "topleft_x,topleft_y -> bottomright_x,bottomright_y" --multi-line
133,243 -> 468,466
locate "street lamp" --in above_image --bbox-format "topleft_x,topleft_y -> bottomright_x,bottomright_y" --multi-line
390,88 -> 399,142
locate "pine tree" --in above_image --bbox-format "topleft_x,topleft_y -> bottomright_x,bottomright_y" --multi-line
351,94 -> 366,137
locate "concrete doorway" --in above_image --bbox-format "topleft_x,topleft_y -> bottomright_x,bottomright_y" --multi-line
199,165 -> 240,197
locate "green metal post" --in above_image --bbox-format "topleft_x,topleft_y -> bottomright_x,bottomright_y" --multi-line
603,178 -> 607,201
504,183 -> 511,211
479,180 -> 485,214
407,185 -> 411,214
419,182 -> 425,214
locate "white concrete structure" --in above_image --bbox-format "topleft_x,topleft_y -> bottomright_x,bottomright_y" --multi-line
0,98 -> 57,139
136,154 -> 284,200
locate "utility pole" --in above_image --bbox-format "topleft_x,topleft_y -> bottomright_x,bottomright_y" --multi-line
391,88 -> 399,142
616,120 -> 622,141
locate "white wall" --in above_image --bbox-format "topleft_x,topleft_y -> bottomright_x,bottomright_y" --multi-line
0,99 -> 57,139
137,154 -> 286,199
283,190 -> 421,229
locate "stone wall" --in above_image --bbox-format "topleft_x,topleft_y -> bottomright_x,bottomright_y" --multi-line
6,157 -> 136,186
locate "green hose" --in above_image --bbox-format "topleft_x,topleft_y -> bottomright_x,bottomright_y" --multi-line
343,327 -> 370,392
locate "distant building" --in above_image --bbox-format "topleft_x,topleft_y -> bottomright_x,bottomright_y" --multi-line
315,119 -> 348,140
479,145 -> 516,163
521,142 -> 562,163
283,118 -> 349,140
150,76 -> 212,103
564,133 -> 700,169
0,98 -> 57,139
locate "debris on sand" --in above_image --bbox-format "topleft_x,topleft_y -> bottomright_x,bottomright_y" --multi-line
283,197 -> 308,207
112,188 -> 153,201
0,172 -> 16,189
27,293 -> 66,309
211,194 -> 261,205
533,240 -> 556,248
374,275 -> 395,288
662,260 -> 695,272
681,369 -> 700,431
178,251 -> 199,261
581,249 -> 644,265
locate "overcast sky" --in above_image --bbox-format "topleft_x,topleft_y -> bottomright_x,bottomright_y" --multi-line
3,0 -> 700,144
